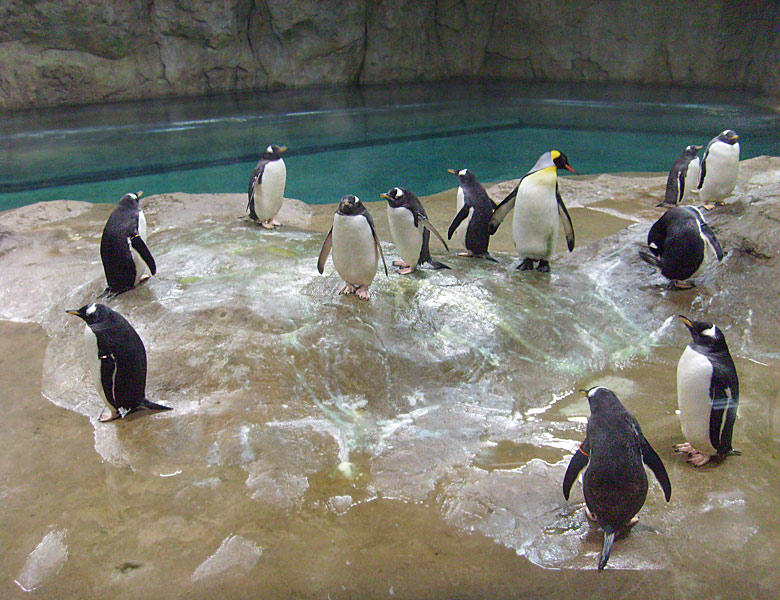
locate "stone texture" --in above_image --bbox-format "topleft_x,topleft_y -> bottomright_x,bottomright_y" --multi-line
1,0 -> 778,110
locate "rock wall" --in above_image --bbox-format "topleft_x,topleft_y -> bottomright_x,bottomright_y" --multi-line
1,0 -> 778,110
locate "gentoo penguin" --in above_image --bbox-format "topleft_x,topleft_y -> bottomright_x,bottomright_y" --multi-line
247,144 -> 287,229
446,168 -> 497,261
380,187 -> 449,274
698,130 -> 740,208
661,145 -> 702,206
318,195 -> 388,300
99,191 -> 156,298
563,387 -> 671,570
66,303 -> 171,422
675,316 -> 739,466
488,151 -> 575,272
639,205 -> 723,288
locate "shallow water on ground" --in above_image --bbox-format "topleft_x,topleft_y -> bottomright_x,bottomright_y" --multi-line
1,179 -> 779,598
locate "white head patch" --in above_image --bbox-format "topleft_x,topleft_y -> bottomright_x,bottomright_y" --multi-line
459,169 -> 468,177
86,304 -> 97,316
702,326 -> 717,338
266,145 -> 273,154
587,386 -> 606,398
394,187 -> 403,197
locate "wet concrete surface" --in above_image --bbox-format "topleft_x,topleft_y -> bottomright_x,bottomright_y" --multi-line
1,158 -> 780,598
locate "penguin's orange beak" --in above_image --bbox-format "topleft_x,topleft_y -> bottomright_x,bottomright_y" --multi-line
694,145 -> 703,150
678,315 -> 693,328
564,164 -> 576,173
579,389 -> 589,398
379,193 -> 391,200
279,146 -> 288,154
447,169 -> 458,175
66,309 -> 80,316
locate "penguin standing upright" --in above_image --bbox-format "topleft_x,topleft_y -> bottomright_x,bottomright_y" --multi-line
661,145 -> 702,206
66,303 -> 171,422
675,316 -> 739,466
563,387 -> 672,570
380,187 -> 449,274
446,168 -> 497,261
698,130 -> 740,208
488,151 -> 575,272
247,144 -> 287,229
99,191 -> 156,298
639,205 -> 723,288
318,195 -> 388,300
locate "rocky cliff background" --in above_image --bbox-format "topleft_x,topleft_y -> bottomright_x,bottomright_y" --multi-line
1,0 -> 778,110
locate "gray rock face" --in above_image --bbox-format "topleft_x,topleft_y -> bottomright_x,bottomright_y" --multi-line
1,0 -> 778,110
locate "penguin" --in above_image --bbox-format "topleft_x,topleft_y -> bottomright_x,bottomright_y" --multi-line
639,205 -> 723,288
675,316 -> 739,466
247,144 -> 287,229
66,303 -> 171,422
318,195 -> 388,300
488,151 -> 575,272
660,145 -> 702,206
99,191 -> 156,298
563,386 -> 672,570
698,130 -> 739,208
380,187 -> 449,274
446,168 -> 497,261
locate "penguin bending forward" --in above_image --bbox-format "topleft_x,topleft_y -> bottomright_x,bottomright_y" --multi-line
380,187 -> 449,274
698,130 -> 739,208
99,191 -> 156,298
446,168 -> 497,261
675,316 -> 739,466
247,144 -> 287,229
66,303 -> 171,422
563,387 -> 671,570
318,195 -> 388,300
639,206 -> 723,288
661,145 -> 702,206
488,150 -> 575,272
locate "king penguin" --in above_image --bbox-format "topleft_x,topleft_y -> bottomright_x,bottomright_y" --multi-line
563,386 -> 672,570
247,144 -> 287,229
99,191 -> 156,298
380,187 -> 449,274
639,205 -> 723,288
698,130 -> 739,208
66,303 -> 171,422
661,145 -> 702,206
446,168 -> 497,261
488,150 -> 575,272
318,195 -> 388,300
675,316 -> 739,466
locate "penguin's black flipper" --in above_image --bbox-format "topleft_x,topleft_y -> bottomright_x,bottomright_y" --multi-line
247,161 -> 266,220
418,229 -> 450,270
99,354 -> 119,411
562,440 -> 590,500
598,527 -> 616,570
130,234 -> 157,275
488,186 -> 518,235
639,435 -> 672,501
419,216 -> 449,251
710,360 -> 739,453
362,211 -> 388,277
663,170 -> 680,206
556,184 -> 575,252
317,228 -> 333,274
448,205 -> 471,240
700,221 -> 724,261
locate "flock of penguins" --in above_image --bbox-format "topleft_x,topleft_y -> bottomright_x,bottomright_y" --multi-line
65,128 -> 742,570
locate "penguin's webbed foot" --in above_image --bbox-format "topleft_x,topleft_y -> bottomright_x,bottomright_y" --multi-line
355,285 -> 371,300
584,505 -> 597,522
398,266 -> 416,275
670,280 -> 695,290
260,220 -> 277,230
339,283 -> 357,296
393,260 -> 410,268
518,258 -> 535,271
458,251 -> 474,257
686,452 -> 712,467
99,407 -> 121,422
536,260 -> 550,273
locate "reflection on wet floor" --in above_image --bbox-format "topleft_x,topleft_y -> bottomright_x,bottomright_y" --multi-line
1,170 -> 780,597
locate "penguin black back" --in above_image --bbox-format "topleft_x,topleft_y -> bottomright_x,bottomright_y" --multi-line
446,168 -> 496,259
662,145 -> 701,206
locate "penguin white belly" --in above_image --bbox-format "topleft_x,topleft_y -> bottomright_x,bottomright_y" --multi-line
83,325 -> 113,411
677,345 -> 718,455
453,187 -> 472,249
332,214 -> 378,286
130,211 -> 147,285
253,159 -> 287,221
699,143 -> 739,203
387,206 -> 422,267
682,157 -> 700,202
512,177 -> 559,260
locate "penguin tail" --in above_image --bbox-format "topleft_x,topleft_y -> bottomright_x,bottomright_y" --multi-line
425,258 -> 450,270
138,399 -> 172,413
480,253 -> 499,263
97,287 -> 116,300
598,528 -> 616,571
638,250 -> 660,268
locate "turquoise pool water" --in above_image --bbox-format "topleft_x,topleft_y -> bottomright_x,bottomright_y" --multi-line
2,80 -> 778,212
